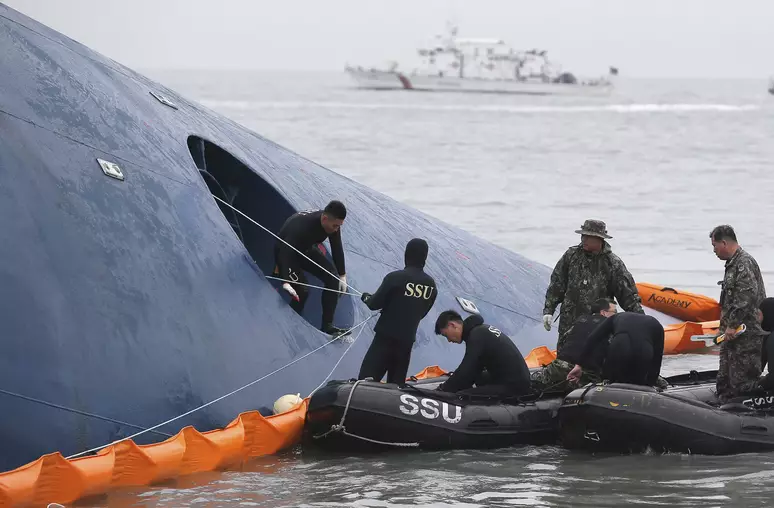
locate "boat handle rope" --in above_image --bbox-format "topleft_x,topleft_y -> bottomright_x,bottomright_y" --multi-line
66,313 -> 376,460
312,380 -> 420,448
211,194 -> 363,296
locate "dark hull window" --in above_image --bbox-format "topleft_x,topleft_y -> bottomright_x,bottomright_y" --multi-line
187,136 -> 354,330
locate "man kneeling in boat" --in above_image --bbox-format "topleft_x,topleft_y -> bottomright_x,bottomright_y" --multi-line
567,312 -> 665,387
434,310 -> 531,396
531,298 -> 617,391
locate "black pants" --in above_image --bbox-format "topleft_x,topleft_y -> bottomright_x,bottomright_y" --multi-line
358,334 -> 413,385
603,332 -> 655,386
277,248 -> 340,327
762,332 -> 774,373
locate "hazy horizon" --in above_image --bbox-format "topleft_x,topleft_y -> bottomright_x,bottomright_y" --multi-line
4,0 -> 773,80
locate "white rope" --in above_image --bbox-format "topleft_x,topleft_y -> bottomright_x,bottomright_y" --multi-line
65,314 -> 375,459
307,313 -> 376,398
266,276 -> 357,296
211,195 -> 362,296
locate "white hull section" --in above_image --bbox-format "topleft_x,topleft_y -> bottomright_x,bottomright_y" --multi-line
345,68 -> 404,90
406,75 -> 612,96
346,69 -> 612,97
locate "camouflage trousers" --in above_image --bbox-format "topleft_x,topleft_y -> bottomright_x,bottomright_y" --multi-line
717,333 -> 764,403
530,359 -> 600,392
555,314 -> 575,353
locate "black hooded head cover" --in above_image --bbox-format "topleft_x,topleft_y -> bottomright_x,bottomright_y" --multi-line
760,298 -> 774,332
405,238 -> 428,268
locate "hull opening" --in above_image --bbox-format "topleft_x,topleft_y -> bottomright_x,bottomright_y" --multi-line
186,136 -> 354,330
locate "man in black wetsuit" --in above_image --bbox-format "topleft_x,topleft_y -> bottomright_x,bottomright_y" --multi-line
567,311 -> 665,387
531,298 -> 617,390
358,238 -> 437,384
434,310 -> 531,396
274,200 -> 349,336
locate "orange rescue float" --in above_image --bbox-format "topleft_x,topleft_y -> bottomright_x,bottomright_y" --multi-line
637,282 -> 720,322
0,402 -> 308,507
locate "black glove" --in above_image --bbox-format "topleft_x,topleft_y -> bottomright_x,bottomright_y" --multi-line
361,292 -> 372,304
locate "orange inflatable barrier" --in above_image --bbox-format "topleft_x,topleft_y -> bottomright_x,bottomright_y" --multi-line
702,320 -> 720,336
638,282 -> 720,322
0,400 -> 308,508
411,365 -> 449,380
662,321 -> 707,354
525,346 -> 557,368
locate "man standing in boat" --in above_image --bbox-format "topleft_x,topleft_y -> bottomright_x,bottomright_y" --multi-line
542,219 -> 643,354
710,225 -> 767,403
433,310 -> 531,396
358,238 -> 437,384
531,298 -> 617,390
274,200 -> 349,336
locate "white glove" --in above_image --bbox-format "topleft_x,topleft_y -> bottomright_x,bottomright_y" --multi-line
282,283 -> 299,302
542,314 -> 553,331
338,274 -> 348,293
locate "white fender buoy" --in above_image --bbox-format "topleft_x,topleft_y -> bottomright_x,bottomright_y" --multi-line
273,393 -> 302,414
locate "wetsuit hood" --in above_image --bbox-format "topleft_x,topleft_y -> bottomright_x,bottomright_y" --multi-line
760,297 -> 774,332
405,238 -> 429,268
462,314 -> 485,341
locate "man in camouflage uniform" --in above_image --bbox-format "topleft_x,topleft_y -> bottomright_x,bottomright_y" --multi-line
542,219 -> 643,353
531,298 -> 616,391
711,225 -> 767,403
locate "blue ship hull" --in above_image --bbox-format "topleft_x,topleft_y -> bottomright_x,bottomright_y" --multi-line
0,4 -> 559,470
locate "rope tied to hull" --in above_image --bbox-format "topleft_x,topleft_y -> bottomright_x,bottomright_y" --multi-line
66,313 -> 376,460
266,276 -> 357,296
211,194 -> 363,296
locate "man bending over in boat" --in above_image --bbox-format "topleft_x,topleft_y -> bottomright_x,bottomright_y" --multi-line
531,298 -> 617,391
274,200 -> 349,336
567,312 -> 664,387
358,238 -> 437,384
758,298 -> 774,390
434,310 -> 531,397
542,219 -> 643,355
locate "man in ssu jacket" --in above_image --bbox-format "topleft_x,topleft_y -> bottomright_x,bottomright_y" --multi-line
434,310 -> 531,396
358,238 -> 437,384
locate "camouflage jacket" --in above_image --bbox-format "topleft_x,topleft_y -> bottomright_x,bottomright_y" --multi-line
543,243 -> 643,339
719,247 -> 766,333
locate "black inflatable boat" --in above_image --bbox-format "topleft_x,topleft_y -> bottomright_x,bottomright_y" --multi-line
559,370 -> 774,455
303,375 -> 564,452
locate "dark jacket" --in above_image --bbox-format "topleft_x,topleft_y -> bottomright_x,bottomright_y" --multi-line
580,312 -> 664,386
364,239 -> 436,342
759,297 -> 774,372
556,313 -> 608,370
438,315 -> 531,394
274,210 -> 345,274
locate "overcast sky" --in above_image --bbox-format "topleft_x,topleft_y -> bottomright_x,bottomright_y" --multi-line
5,0 -> 772,78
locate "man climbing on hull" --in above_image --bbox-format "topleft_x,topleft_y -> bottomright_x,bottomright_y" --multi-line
274,200 -> 349,336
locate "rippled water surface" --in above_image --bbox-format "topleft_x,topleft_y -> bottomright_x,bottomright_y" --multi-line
95,71 -> 774,507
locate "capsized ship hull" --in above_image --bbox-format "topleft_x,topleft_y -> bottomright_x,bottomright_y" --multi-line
0,4 -> 557,470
